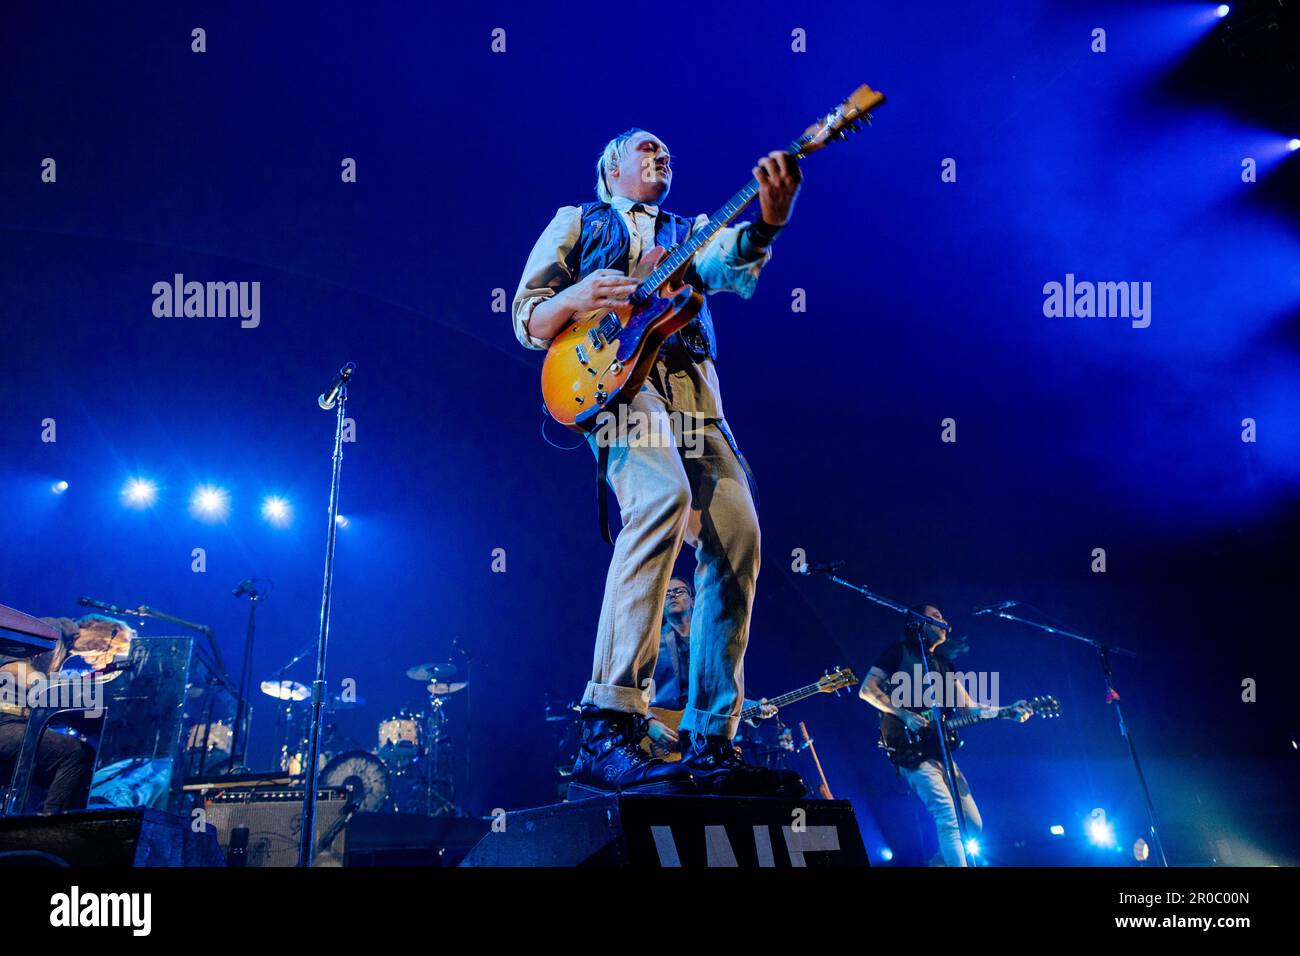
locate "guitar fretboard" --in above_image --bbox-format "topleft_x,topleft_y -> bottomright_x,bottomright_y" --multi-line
632,135 -> 808,303
738,677 -> 834,722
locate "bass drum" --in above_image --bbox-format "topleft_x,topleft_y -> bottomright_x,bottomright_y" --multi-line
320,751 -> 390,813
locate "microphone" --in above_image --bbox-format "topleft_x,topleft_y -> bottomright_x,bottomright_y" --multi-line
232,579 -> 257,598
972,600 -> 1017,617
78,597 -> 135,616
795,560 -> 846,576
318,362 -> 356,410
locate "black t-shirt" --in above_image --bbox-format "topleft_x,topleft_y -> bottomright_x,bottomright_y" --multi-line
870,639 -> 954,712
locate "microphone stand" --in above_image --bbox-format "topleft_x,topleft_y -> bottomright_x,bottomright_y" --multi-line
802,566 -> 976,865
229,585 -> 262,770
299,366 -> 352,867
984,605 -> 1168,867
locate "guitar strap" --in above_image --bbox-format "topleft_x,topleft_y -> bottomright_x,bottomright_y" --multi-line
596,439 -> 614,546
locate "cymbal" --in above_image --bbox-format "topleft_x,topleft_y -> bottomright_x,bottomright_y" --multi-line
260,679 -> 309,702
406,661 -> 457,682
326,693 -> 366,710
427,680 -> 468,696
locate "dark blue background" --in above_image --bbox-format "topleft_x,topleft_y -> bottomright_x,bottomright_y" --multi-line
2,0 -> 1296,864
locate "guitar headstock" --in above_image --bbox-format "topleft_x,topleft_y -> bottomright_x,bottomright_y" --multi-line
817,666 -> 859,694
794,84 -> 886,157
1023,695 -> 1062,719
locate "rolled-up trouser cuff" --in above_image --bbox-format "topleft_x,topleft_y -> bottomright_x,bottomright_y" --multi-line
582,681 -> 650,715
680,705 -> 738,739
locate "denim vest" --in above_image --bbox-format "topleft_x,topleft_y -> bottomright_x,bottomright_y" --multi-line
566,201 -> 717,362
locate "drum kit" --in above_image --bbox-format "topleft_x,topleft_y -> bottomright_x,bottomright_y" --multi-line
182,657 -> 470,817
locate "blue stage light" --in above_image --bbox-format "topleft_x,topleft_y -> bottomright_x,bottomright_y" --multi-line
50,480 -> 69,495
190,485 -> 230,522
1215,4 -> 1230,18
964,838 -> 980,858
334,514 -> 350,528
1288,138 -> 1300,152
121,477 -> 158,509
880,847 -> 893,862
1049,824 -> 1065,836
261,495 -> 292,527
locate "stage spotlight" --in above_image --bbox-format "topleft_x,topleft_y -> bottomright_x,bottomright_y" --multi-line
334,514 -> 350,528
50,480 -> 69,495
1288,139 -> 1300,152
1215,4 -> 1229,17
1086,808 -> 1115,848
261,495 -> 292,527
1049,824 -> 1065,836
1133,837 -> 1150,862
964,838 -> 980,858
190,484 -> 230,522
880,847 -> 893,862
121,477 -> 158,509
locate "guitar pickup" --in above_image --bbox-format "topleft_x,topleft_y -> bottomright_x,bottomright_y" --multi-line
575,344 -> 589,365
588,328 -> 603,351
598,313 -> 622,342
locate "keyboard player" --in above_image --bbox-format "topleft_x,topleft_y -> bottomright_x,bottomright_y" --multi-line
0,614 -> 131,813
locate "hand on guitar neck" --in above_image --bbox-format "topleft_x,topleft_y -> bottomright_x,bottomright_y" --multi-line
640,667 -> 859,760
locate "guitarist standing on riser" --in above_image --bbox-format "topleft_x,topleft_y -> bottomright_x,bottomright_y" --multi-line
512,128 -> 802,797
859,605 -> 1031,866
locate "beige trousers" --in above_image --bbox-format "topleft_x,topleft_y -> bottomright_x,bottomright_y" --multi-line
581,388 -> 760,738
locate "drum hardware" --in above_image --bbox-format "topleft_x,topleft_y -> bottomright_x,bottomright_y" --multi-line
230,579 -> 269,772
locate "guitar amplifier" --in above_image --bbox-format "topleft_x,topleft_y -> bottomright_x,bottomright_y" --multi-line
202,787 -> 351,867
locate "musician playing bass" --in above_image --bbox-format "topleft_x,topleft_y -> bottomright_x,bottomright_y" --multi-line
859,604 -> 1030,866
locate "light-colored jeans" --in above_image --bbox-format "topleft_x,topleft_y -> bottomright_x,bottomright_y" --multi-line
581,388 -> 760,739
901,758 -> 983,867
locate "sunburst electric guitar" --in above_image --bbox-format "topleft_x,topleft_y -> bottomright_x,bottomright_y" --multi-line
540,84 -> 886,430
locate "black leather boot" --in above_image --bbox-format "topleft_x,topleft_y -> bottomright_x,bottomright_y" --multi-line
567,708 -> 696,798
679,731 -> 806,798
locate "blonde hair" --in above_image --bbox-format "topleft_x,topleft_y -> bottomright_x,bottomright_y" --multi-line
595,128 -> 645,202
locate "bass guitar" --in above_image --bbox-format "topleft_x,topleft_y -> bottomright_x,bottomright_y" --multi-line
879,695 -> 1061,768
642,666 -> 858,761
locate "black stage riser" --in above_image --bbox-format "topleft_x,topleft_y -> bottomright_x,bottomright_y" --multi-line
461,795 -> 869,868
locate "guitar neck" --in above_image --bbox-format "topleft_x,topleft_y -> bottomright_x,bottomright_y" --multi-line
738,679 -> 826,722
633,135 -> 805,302
943,706 -> 1009,731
